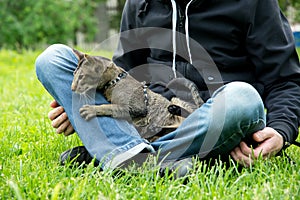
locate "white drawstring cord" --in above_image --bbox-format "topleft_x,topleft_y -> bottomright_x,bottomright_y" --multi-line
170,0 -> 177,78
185,0 -> 193,64
170,0 -> 194,78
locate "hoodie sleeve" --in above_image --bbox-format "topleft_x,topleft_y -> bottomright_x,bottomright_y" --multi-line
112,0 -> 150,71
246,0 -> 300,147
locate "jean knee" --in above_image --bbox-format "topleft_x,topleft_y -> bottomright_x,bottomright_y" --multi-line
231,82 -> 265,119
36,44 -> 66,77
35,44 -> 76,82
215,82 -> 265,121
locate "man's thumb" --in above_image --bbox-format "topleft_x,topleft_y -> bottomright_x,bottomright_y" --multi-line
253,131 -> 266,142
253,127 -> 274,142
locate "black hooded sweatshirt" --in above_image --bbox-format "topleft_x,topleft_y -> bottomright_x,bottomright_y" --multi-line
113,0 -> 300,148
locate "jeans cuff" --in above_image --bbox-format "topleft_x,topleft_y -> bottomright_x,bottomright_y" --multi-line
103,143 -> 154,170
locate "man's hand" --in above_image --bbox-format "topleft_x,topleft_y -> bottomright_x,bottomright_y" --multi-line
48,100 -> 75,136
230,127 -> 284,167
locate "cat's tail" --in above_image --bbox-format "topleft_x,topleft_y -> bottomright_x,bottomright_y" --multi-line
166,77 -> 204,107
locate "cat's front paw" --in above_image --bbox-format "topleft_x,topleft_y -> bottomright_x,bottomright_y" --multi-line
80,105 -> 96,120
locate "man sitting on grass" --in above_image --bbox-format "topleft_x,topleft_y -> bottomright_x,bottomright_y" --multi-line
35,0 -> 300,177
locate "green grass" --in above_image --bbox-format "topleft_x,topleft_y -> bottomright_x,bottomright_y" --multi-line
0,49 -> 300,199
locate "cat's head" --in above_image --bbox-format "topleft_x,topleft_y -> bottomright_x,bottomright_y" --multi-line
71,49 -> 116,93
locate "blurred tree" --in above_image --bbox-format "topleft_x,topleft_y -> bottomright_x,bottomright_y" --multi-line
0,0 -> 104,49
1,0 -> 298,50
278,0 -> 300,22
278,0 -> 290,10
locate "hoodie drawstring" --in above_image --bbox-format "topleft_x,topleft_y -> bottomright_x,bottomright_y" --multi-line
170,0 -> 178,78
185,0 -> 193,65
170,0 -> 194,79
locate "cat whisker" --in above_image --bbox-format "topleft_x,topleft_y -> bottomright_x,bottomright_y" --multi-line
78,92 -> 94,105
78,93 -> 87,104
84,93 -> 94,103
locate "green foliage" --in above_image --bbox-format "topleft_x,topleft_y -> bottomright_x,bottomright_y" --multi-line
294,3 -> 300,22
0,0 -> 104,50
0,49 -> 299,199
278,0 -> 300,22
278,0 -> 298,10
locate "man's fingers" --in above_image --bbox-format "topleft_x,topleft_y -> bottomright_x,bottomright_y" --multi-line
48,106 -> 65,120
252,127 -> 284,158
239,141 -> 253,155
251,144 -> 269,158
51,112 -> 68,129
63,123 -> 75,136
230,127 -> 284,168
230,147 -> 240,162
51,111 -> 75,136
253,141 -> 278,159
50,100 -> 60,108
252,127 -> 273,143
56,121 -> 70,134
230,145 -> 254,167
48,100 -> 75,136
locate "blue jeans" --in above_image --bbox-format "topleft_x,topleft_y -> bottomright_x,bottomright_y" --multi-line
35,44 -> 266,169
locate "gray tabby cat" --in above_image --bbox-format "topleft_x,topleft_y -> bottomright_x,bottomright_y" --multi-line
71,49 -> 204,142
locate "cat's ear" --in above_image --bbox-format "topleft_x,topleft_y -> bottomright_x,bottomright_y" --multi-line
73,49 -> 85,60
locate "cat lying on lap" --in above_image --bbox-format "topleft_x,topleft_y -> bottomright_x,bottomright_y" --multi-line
71,49 -> 203,142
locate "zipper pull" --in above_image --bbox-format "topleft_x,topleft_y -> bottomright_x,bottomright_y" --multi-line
178,8 -> 185,28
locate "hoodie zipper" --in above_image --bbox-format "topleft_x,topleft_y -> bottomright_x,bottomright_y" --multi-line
178,6 -> 185,33
177,6 -> 188,65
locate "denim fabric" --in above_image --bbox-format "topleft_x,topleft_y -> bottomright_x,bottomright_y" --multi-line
152,81 -> 266,160
35,44 -> 266,169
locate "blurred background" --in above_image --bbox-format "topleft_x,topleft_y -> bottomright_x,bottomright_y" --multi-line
0,0 -> 299,50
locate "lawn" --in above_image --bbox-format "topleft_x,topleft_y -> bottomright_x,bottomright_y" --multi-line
0,48 -> 299,199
